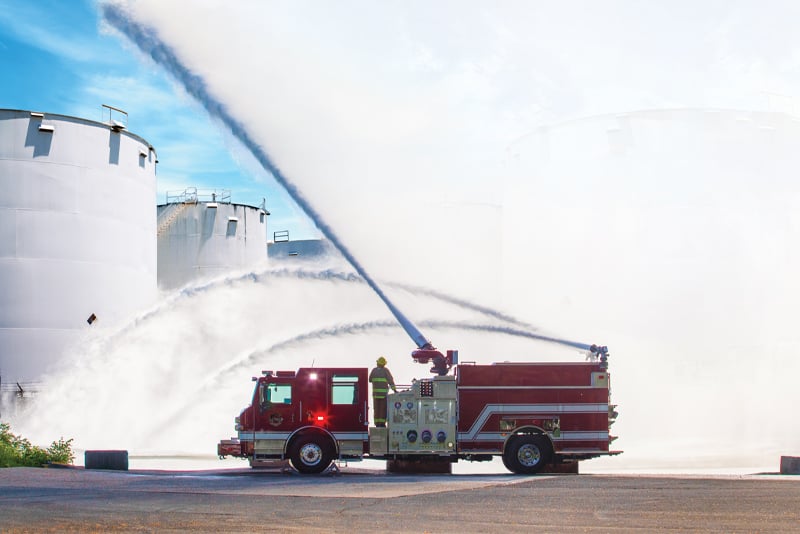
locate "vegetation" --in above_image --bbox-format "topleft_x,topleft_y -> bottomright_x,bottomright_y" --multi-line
0,422 -> 74,467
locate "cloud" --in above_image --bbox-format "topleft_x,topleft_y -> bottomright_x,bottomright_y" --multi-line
75,69 -> 287,208
0,1 -> 113,63
81,74 -> 177,112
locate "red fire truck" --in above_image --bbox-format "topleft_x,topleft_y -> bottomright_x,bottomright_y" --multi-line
218,345 -> 620,474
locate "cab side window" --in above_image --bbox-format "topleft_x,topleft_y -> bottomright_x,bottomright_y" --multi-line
331,375 -> 358,405
260,383 -> 292,408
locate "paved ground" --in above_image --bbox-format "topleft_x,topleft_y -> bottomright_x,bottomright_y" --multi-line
1,467 -> 799,532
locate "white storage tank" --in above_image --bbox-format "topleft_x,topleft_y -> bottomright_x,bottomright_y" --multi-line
0,108 -> 157,384
157,188 -> 269,289
267,235 -> 337,261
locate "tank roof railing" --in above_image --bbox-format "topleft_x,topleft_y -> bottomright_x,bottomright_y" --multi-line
102,104 -> 128,130
165,187 -> 231,205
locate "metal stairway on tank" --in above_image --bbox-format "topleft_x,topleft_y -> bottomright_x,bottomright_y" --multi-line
156,202 -> 191,237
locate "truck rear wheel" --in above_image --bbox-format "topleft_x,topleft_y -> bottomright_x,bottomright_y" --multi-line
502,435 -> 551,475
289,434 -> 334,474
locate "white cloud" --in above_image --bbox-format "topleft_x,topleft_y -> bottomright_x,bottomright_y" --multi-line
0,1 -> 112,63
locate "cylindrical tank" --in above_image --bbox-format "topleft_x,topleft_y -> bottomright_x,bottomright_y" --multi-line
267,237 -> 337,261
0,109 -> 157,384
157,189 -> 268,289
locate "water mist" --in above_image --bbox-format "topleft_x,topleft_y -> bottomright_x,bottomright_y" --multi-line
42,2 -> 800,472
12,261 -> 585,458
102,3 -> 437,350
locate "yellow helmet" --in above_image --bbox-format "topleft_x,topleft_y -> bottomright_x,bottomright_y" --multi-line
376,356 -> 387,366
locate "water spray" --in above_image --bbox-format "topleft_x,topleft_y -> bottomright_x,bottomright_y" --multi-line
142,318 -> 599,438
102,4 -> 603,374
102,3 -> 431,350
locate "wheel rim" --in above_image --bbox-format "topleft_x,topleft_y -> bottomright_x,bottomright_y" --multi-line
517,443 -> 542,467
299,443 -> 323,466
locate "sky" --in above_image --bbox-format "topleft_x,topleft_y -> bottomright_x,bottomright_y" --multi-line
4,0 -> 800,470
0,0 -> 316,239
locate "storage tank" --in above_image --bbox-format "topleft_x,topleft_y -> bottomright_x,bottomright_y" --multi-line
157,188 -> 269,289
0,108 -> 158,386
267,233 -> 337,261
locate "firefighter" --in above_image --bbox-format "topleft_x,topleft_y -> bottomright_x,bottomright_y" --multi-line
369,356 -> 396,427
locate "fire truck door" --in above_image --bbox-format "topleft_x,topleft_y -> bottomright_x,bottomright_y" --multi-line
328,374 -> 366,431
258,381 -> 297,430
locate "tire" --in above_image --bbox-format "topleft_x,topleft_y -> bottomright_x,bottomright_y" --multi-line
289,434 -> 334,474
502,435 -> 551,475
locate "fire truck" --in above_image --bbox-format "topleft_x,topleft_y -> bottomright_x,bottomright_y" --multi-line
218,344 -> 620,474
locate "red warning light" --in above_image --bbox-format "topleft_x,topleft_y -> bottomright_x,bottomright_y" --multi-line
308,412 -> 328,425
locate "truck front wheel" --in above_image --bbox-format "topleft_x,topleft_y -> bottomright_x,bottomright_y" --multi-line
289,435 -> 334,474
502,435 -> 551,475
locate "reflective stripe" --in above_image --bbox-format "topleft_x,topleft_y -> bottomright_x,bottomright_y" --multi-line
459,431 -> 609,441
374,418 -> 386,423
242,431 -> 369,441
460,403 -> 609,440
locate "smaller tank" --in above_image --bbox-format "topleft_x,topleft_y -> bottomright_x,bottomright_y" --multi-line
157,187 -> 269,289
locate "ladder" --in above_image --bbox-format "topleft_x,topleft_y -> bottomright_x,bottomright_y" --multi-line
157,202 -> 190,237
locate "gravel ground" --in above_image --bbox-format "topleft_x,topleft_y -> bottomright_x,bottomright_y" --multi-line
1,467 -> 798,533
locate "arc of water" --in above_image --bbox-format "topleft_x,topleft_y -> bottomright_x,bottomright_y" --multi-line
143,318 -> 591,440
102,4 -> 432,350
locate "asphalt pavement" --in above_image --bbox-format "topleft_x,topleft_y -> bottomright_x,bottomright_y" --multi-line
1,466 -> 798,532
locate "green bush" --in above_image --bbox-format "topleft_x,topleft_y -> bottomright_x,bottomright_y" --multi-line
0,422 -> 75,467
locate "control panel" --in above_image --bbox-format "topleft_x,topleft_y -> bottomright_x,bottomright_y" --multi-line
387,376 -> 456,454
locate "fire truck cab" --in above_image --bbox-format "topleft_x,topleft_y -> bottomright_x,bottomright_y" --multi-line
218,351 -> 620,474
220,368 -> 369,473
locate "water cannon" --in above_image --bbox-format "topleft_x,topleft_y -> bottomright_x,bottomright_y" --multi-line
589,344 -> 610,368
411,346 -> 458,376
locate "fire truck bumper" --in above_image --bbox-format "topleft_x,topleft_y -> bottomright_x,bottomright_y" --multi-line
217,438 -> 243,458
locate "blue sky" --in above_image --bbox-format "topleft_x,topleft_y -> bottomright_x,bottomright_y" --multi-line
0,0 -> 315,239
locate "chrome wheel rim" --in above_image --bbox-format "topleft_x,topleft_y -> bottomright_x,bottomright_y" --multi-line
517,443 -> 542,467
299,443 -> 323,466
